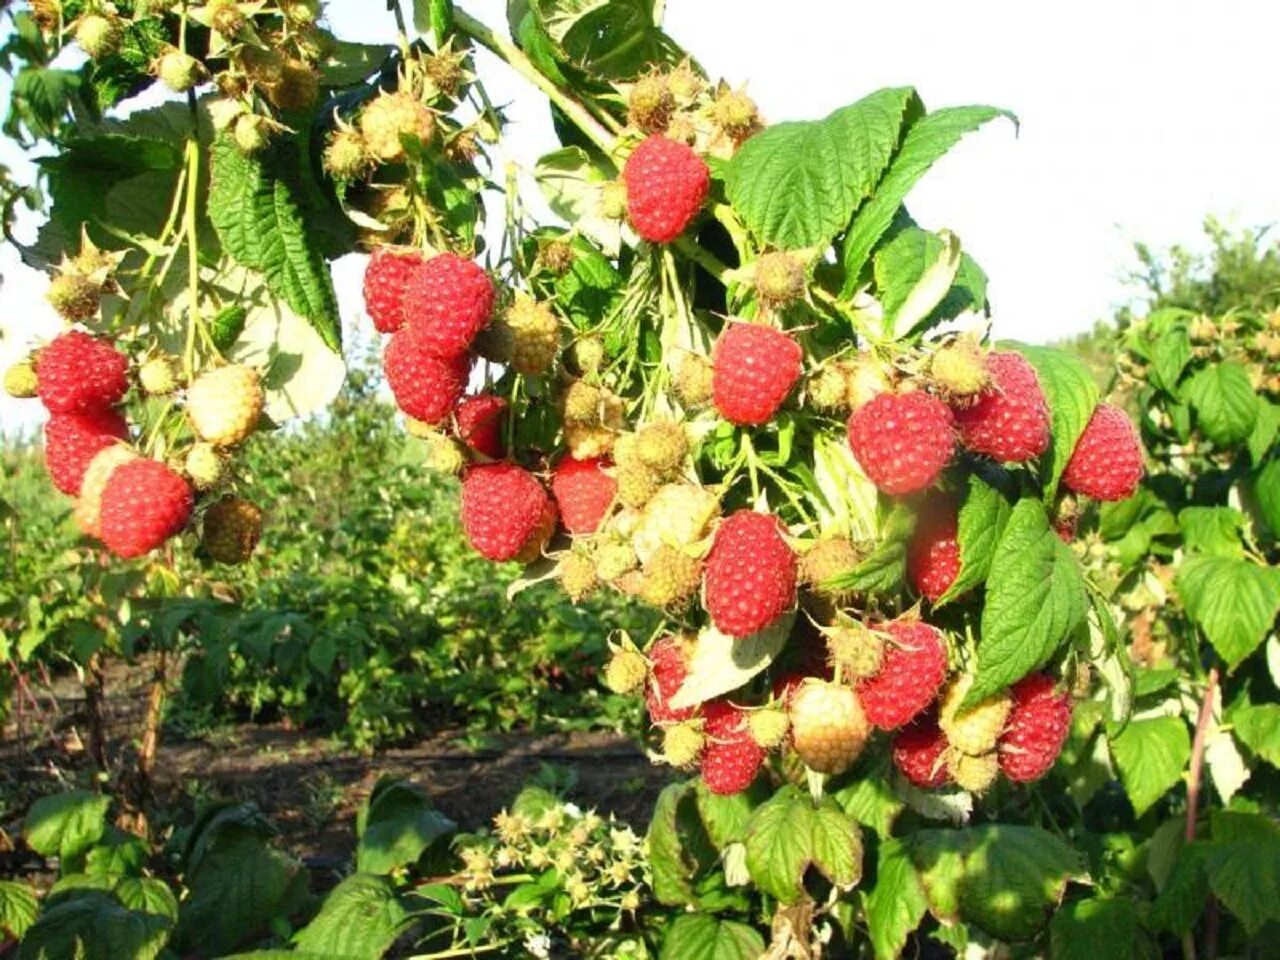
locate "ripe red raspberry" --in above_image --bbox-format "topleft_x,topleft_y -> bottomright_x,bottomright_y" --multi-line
98,459 -> 193,558
847,392 -> 955,496
952,351 -> 1050,463
1062,403 -> 1143,501
856,620 -> 948,729
363,247 -> 423,334
44,408 -> 128,496
711,323 -> 803,426
892,713 -> 952,789
383,328 -> 469,425
453,394 -> 506,458
35,331 -> 128,414
401,252 -> 494,359
460,463 -> 552,562
700,699 -> 766,795
550,456 -> 617,535
998,673 -> 1072,783
646,634 -> 696,725
705,510 -> 797,638
622,135 -> 710,243
906,500 -> 960,602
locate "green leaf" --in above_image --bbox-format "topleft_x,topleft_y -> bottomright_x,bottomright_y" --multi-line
827,503 -> 914,596
207,137 -> 341,351
810,800 -> 863,891
1147,324 -> 1193,393
1178,506 -> 1244,558
1108,716 -> 1191,817
694,779 -> 765,850
84,829 -> 148,877
647,781 -> 716,907
112,877 -> 178,925
1005,343 -> 1100,499
24,790 -> 109,866
1230,702 -> 1280,766
1176,555 -> 1280,669
937,469 -> 1013,605
294,874 -> 411,959
531,0 -> 684,79
955,825 -> 1084,942
726,87 -> 914,250
1202,813 -> 1280,935
1049,896 -> 1139,960
355,778 -> 456,875
0,881 -> 38,940
743,786 -> 815,904
968,498 -> 1087,706
412,0 -> 454,43
1150,842 -> 1208,935
667,614 -> 793,711
659,913 -> 766,960
864,839 -> 927,960
841,104 -> 1014,289
316,40 -> 393,88
833,754 -> 905,837
1247,400 -> 1278,465
874,227 -> 963,338
19,891 -> 171,960
1253,458 -> 1280,539
1183,362 -> 1259,447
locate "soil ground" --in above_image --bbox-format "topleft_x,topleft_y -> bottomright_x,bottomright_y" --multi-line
1,655 -> 674,885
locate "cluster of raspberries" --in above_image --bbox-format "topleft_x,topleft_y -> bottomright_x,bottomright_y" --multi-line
32,331 -> 193,558
635,626 -> 1072,796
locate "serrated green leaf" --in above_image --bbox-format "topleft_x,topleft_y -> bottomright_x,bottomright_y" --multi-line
1108,716 -> 1191,817
833,754 -> 904,837
968,498 -> 1087,706
647,781 -> 716,907
18,891 -> 171,960
412,0 -> 454,43
1178,506 -> 1244,558
1230,702 -> 1280,767
865,838 -> 927,960
659,913 -> 765,960
531,0 -> 684,79
356,778 -> 455,875
1004,342 -> 1099,500
743,786 -> 815,904
956,825 -> 1084,942
1247,400 -> 1278,465
1176,554 -> 1280,669
1184,362 -> 1259,447
0,881 -> 38,940
810,799 -> 863,890
1049,896 -> 1139,960
293,874 -> 410,959
726,87 -> 914,251
937,469 -> 1013,605
841,104 -> 1014,290
1202,813 -> 1280,935
1253,458 -> 1280,539
1150,842 -> 1208,935
874,227 -> 963,338
24,790 -> 109,866
827,502 -> 914,596
694,779 -> 766,850
207,137 -> 341,351
1148,324 -> 1193,394
112,877 -> 178,925
84,828 -> 147,877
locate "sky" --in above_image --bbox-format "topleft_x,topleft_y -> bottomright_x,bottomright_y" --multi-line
4,0 -> 1280,431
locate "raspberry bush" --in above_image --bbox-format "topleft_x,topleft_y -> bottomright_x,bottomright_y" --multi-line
2,1 -> 1278,958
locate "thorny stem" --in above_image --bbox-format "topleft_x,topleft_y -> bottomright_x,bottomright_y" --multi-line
452,6 -> 617,157
1185,665 -> 1220,960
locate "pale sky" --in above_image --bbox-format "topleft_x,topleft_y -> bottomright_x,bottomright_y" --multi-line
4,0 -> 1280,431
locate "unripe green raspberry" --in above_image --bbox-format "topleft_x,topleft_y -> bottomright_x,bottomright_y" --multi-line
46,272 -> 100,321
755,251 -> 805,307
843,357 -> 892,411
673,352 -> 713,407
748,705 -> 790,749
360,91 -> 434,163
139,356 -> 181,396
635,420 -> 688,475
808,365 -> 850,413
599,180 -> 628,220
938,674 -> 1012,757
947,751 -> 999,794
157,49 -> 202,93
4,361 -> 38,399
661,722 -> 705,768
711,87 -> 760,139
540,239 -> 575,276
184,442 -> 225,490
422,432 -> 466,474
595,540 -> 638,582
75,14 -> 122,60
323,128 -> 372,180
233,113 -> 271,154
929,338 -> 990,402
798,537 -> 861,593
207,0 -> 246,35
788,680 -> 869,775
502,296 -> 560,376
628,73 -> 673,134
187,364 -> 264,446
558,551 -> 598,602
638,544 -> 702,608
616,461 -> 661,509
202,496 -> 263,565
825,623 -> 884,681
1189,314 -> 1217,343
569,336 -> 605,375
603,646 -> 647,693
267,60 -> 319,112
665,60 -> 704,103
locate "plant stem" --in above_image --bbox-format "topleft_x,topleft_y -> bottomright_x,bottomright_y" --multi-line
1186,666 -> 1218,842
452,6 -> 617,157
406,941 -> 515,959
182,137 -> 202,380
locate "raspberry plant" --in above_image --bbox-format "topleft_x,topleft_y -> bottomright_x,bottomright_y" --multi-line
2,1 -> 1279,958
